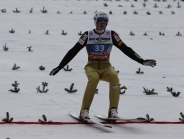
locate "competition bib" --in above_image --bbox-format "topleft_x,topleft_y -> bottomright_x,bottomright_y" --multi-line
86,29 -> 113,61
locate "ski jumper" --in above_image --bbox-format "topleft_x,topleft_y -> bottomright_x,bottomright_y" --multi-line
56,29 -> 144,114
81,29 -> 120,113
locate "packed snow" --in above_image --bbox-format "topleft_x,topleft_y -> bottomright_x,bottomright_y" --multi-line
0,0 -> 184,138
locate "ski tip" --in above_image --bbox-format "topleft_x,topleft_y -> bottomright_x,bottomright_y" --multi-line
105,125 -> 112,128
68,112 -> 73,116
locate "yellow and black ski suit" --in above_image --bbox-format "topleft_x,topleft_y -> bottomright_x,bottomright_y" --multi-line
57,29 -> 144,114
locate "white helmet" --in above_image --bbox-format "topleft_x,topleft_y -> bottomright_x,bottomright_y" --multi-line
93,10 -> 109,26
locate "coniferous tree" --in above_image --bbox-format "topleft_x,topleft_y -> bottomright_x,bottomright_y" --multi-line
9,81 -> 20,93
36,82 -> 49,93
65,83 -> 77,93
2,112 -> 14,123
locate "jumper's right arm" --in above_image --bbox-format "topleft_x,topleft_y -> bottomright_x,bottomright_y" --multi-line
49,32 -> 88,76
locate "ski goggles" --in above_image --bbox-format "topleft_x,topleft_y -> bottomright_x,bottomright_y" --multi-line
96,17 -> 108,24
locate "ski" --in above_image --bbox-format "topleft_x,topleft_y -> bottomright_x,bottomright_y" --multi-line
69,112 -> 112,128
95,114 -> 146,122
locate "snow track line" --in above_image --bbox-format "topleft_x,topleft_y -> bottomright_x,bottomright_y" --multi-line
0,121 -> 183,125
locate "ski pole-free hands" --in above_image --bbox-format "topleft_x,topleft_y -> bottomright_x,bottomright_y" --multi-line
143,59 -> 156,67
49,67 -> 61,76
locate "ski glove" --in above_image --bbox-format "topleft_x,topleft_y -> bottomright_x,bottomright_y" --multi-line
49,67 -> 61,76
143,59 -> 156,67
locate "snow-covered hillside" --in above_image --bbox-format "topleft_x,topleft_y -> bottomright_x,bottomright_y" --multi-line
0,0 -> 184,138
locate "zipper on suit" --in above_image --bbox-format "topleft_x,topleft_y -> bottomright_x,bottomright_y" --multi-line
98,61 -> 100,70
97,34 -> 101,70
